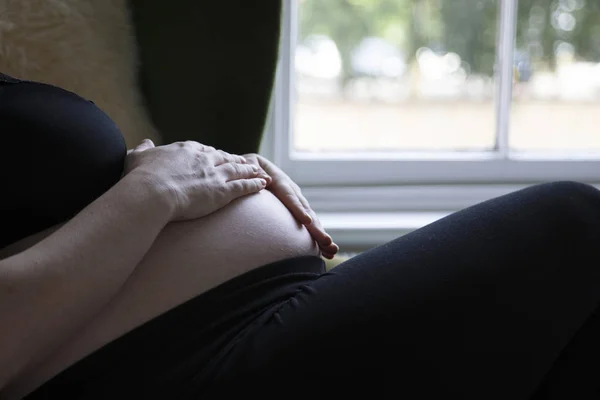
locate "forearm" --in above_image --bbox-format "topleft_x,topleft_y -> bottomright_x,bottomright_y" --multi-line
0,171 -> 172,387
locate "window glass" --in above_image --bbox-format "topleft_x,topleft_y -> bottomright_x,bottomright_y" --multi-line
294,0 -> 499,153
510,0 -> 600,152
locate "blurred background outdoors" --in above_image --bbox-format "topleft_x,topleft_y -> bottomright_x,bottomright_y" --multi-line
293,0 -> 600,153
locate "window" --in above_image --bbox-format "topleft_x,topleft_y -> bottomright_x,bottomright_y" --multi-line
262,0 -> 600,247
295,0 -> 499,153
510,0 -> 600,151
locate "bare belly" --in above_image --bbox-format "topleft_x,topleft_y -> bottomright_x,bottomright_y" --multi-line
7,190 -> 319,399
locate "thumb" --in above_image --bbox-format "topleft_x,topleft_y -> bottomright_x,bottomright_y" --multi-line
133,139 -> 155,153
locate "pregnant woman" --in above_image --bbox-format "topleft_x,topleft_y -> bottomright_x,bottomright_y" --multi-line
2,74 -> 600,400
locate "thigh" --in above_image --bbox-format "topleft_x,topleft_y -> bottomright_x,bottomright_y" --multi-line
531,306 -> 600,400
206,182 -> 600,399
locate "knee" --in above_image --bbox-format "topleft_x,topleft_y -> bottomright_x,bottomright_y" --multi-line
534,181 -> 600,224
539,181 -> 599,201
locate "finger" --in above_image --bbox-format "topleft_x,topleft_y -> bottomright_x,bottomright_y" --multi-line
319,242 -> 339,256
242,153 -> 258,164
253,153 -> 278,174
287,183 -> 314,224
319,240 -> 339,252
323,241 -> 339,254
217,149 -> 247,164
322,247 -> 338,256
243,157 -> 272,183
290,185 -> 332,246
133,139 -> 155,152
213,150 -> 247,166
256,167 -> 273,185
226,178 -> 268,197
272,185 -> 313,225
290,183 -> 313,219
217,163 -> 260,182
305,218 -> 333,247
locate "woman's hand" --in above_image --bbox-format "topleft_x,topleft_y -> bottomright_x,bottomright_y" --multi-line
125,140 -> 267,221
243,153 -> 339,259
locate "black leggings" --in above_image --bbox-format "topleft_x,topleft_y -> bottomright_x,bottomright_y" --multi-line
203,181 -> 600,400
4,75 -> 600,399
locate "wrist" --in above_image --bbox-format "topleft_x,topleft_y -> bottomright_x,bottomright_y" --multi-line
120,170 -> 176,222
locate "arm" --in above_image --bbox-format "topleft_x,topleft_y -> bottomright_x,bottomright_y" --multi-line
0,170 -> 172,388
0,140 -> 265,389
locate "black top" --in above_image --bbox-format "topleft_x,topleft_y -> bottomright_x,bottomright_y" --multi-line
0,73 -> 127,248
0,72 -> 22,84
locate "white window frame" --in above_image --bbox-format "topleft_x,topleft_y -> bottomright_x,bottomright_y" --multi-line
261,0 -> 600,247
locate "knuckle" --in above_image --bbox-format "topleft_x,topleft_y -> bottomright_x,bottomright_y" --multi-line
216,182 -> 229,194
210,183 -> 227,202
196,168 -> 208,179
234,163 -> 245,175
225,163 -> 236,176
197,152 -> 210,162
246,164 -> 257,175
248,180 -> 261,192
249,180 -> 260,192
229,180 -> 244,193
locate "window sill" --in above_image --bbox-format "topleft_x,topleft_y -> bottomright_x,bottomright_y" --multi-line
319,211 -> 449,251
311,182 -> 600,251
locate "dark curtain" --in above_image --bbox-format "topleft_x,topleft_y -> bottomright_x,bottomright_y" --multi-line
128,0 -> 282,154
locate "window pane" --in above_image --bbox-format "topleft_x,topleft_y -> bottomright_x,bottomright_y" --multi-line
294,0 -> 498,153
510,0 -> 600,151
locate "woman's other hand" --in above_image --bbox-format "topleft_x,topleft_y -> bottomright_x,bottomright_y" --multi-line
124,140 -> 267,221
243,153 -> 339,259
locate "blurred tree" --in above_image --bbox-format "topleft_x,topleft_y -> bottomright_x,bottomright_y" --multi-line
439,0 -> 497,75
300,0 -> 600,82
299,0 -> 412,84
516,0 -> 600,70
576,2 -> 600,62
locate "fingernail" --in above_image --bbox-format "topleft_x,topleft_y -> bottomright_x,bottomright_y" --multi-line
259,178 -> 267,186
305,213 -> 313,224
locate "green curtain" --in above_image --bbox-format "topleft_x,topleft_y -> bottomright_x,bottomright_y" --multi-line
128,0 -> 282,154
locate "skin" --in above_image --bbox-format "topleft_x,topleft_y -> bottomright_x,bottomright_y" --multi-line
0,140 -> 338,399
